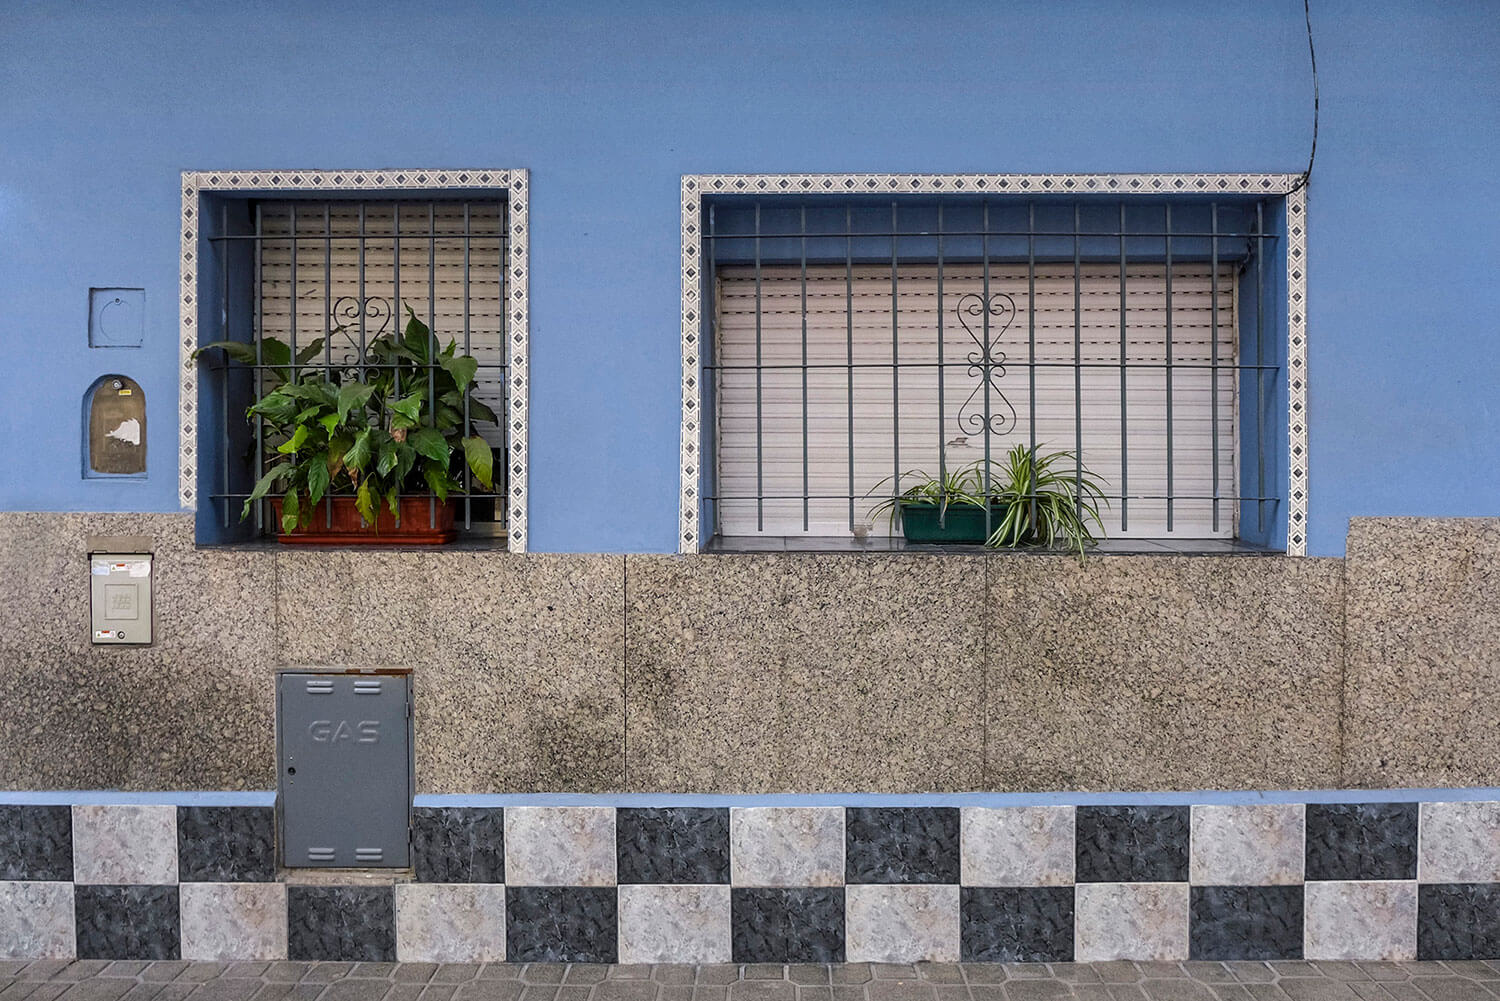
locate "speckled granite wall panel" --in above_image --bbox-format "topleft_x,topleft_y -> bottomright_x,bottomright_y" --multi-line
1419,802 -> 1500,883
1305,881 -> 1417,961
411,807 -> 505,883
623,554 -> 985,793
985,555 -> 1344,791
617,884 -> 731,964
1344,518 -> 1500,788
176,806 -> 275,882
0,513 -> 276,791
0,882 -> 74,959
845,884 -> 960,963
1189,885 -> 1304,960
394,883 -> 507,963
1190,805 -> 1305,886
178,882 -> 287,961
276,551 -> 624,794
0,806 -> 71,881
960,885 -> 1074,962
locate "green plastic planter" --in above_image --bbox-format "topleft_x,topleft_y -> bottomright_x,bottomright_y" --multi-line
897,502 -> 993,544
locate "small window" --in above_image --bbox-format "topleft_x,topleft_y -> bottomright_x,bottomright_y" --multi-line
84,375 -> 146,477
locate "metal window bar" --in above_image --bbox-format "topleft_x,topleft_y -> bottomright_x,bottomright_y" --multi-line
204,199 -> 509,538
704,197 -> 1283,547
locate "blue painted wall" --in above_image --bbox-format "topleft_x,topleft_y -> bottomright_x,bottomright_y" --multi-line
1,0 -> 1495,555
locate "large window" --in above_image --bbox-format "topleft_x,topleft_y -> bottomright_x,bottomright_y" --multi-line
183,170 -> 530,549
680,175 -> 1305,554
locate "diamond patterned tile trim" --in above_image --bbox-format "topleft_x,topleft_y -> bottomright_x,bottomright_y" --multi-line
678,173 -> 1309,555
179,169 -> 530,552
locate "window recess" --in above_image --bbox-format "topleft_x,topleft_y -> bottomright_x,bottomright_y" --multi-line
200,198 -> 509,540
700,197 -> 1286,547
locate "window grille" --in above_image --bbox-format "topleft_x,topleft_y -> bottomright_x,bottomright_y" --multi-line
700,198 -> 1284,546
201,198 -> 509,536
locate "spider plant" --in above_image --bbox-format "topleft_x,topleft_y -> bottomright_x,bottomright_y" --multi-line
986,444 -> 1108,557
865,447 -> 1109,558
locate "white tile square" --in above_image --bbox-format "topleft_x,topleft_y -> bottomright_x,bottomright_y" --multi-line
618,884 -> 731,964
730,807 -> 843,887
0,881 -> 74,959
1191,804 -> 1305,885
180,882 -> 287,960
1419,802 -> 1500,883
962,807 -> 1074,886
395,883 -> 507,962
1075,882 -> 1189,961
846,884 -> 959,963
1304,880 -> 1416,961
504,807 -> 615,886
72,804 -> 177,885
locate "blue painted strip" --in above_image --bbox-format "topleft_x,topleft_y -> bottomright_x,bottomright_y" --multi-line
4,787 -> 1499,809
414,787 -> 1500,809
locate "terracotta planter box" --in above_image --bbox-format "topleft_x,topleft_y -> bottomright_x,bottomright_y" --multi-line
270,495 -> 457,545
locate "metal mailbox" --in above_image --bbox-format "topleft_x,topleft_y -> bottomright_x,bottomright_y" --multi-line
89,553 -> 152,645
277,669 -> 413,868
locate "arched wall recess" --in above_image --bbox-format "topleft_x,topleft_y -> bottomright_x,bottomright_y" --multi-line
84,375 -> 146,477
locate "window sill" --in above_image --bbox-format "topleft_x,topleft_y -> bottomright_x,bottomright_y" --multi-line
704,536 -> 1283,556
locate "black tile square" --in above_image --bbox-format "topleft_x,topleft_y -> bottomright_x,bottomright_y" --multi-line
1076,806 -> 1189,882
1190,885 -> 1303,960
0,805 -> 71,880
845,807 -> 960,884
412,806 -> 504,883
177,806 -> 276,882
75,885 -> 180,960
961,886 -> 1073,962
1305,803 -> 1417,881
732,887 -> 845,962
1418,884 -> 1500,960
617,807 -> 729,884
506,886 -> 617,963
287,885 -> 395,961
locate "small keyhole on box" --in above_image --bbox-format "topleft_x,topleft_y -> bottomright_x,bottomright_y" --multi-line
286,767 -> 296,776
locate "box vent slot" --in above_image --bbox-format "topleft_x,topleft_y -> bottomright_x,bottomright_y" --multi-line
304,680 -> 334,694
352,680 -> 383,695
354,848 -> 384,863
306,847 -> 336,863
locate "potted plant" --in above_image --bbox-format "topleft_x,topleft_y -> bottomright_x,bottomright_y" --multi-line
195,308 -> 496,544
869,446 -> 1109,558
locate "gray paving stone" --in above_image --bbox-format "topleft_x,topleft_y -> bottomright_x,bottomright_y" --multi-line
350,964 -> 400,979
593,982 -> 660,1001
1374,985 -> 1428,1001
315,983 -> 382,1001
396,966 -> 439,984
1137,982 -> 1216,1001
659,989 -> 695,1001
917,969 -> 964,987
383,989 -> 426,1001
1001,982 -> 1071,1001
423,987 -> 462,1001
1277,983 -> 1361,1001
726,984 -> 795,1001
1092,967 -> 1140,986
182,982 -> 264,1001
656,970 -> 698,987
1136,969 -> 1189,983
743,970 -> 787,984
299,964 -> 352,984
1439,966 -> 1499,982
1410,981 -> 1490,1001
1226,968 -> 1276,986
432,968 -> 483,986
522,967 -> 567,985
831,971 -> 872,987
693,989 -> 731,1001
1054,967 -> 1103,985
246,985 -> 320,1001
610,970 -> 656,982
864,983 -> 936,1001
1001,968 -> 1052,982
961,970 -> 1006,986
1353,969 -> 1409,984
517,987 -> 557,1001
869,970 -> 918,984
790,969 -> 832,987
697,969 -> 741,986
1311,967 -> 1370,984
1184,968 -> 1237,986
797,989 -> 834,1001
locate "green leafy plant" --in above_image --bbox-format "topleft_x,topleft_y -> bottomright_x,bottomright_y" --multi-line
866,446 -> 1109,558
194,307 -> 497,535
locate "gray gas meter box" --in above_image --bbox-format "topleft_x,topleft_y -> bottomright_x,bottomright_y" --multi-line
90,553 -> 152,645
277,669 -> 413,868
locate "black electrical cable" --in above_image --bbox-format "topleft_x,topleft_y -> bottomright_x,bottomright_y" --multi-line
1291,0 -> 1319,192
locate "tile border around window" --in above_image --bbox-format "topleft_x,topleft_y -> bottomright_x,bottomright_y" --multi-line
178,168 -> 531,553
677,172 -> 1309,556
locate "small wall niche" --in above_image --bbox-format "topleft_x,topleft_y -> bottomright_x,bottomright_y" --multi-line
84,375 -> 147,477
89,288 -> 145,347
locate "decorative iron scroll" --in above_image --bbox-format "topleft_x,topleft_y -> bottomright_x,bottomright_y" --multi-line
331,295 -> 393,337
955,291 -> 1018,437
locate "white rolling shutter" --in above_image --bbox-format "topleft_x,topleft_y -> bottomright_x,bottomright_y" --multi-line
257,202 -> 508,458
714,263 -> 1237,539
